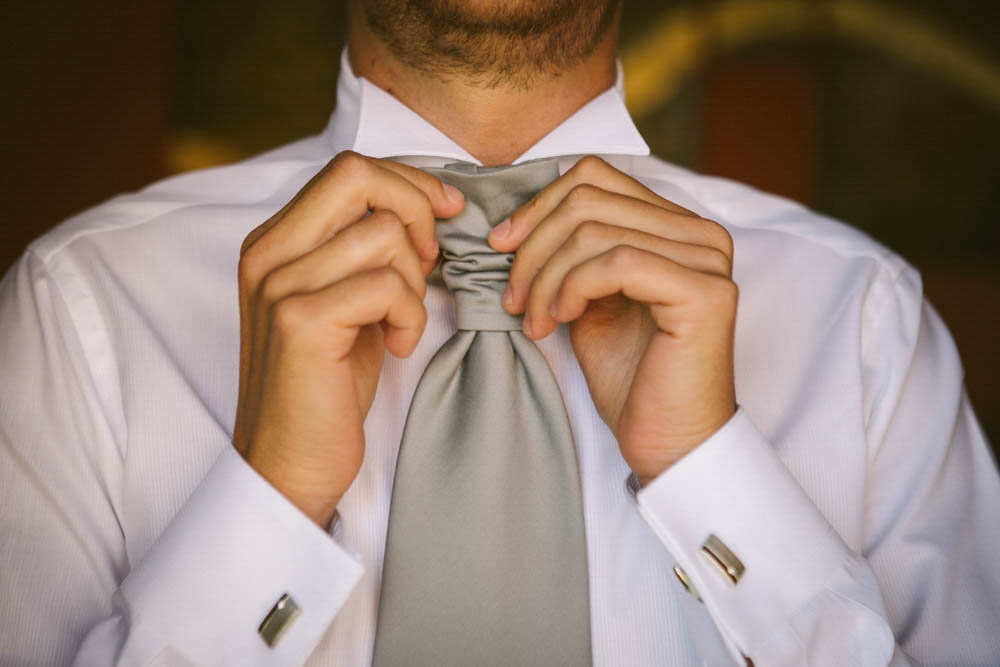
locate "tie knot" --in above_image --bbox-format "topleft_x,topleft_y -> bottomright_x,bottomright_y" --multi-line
424,159 -> 561,331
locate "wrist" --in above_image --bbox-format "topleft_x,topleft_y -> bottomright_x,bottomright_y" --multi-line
625,402 -> 738,487
237,445 -> 345,528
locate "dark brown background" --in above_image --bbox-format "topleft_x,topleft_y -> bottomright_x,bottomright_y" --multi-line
1,1 -> 997,453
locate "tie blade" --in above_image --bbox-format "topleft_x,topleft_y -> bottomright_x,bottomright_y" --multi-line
375,332 -> 591,666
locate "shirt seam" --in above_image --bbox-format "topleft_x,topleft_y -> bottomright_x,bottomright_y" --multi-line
27,248 -> 128,456
859,264 -> 922,463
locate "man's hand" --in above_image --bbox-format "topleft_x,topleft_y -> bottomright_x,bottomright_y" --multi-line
233,151 -> 465,527
489,156 -> 737,486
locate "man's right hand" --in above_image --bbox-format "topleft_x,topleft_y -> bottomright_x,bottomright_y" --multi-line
232,151 -> 465,528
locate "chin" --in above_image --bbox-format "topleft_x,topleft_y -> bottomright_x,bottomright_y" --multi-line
362,0 -> 620,87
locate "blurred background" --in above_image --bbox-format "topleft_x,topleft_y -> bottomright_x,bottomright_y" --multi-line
1,0 -> 998,452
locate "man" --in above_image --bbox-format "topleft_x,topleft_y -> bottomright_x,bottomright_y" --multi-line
1,0 -> 998,665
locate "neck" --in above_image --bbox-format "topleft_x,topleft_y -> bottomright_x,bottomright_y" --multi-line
346,9 -> 619,167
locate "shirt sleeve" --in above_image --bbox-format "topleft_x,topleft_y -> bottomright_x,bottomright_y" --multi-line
0,251 -> 363,666
634,264 -> 1000,666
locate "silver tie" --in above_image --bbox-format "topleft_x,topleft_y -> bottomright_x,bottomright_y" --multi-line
372,158 -> 592,666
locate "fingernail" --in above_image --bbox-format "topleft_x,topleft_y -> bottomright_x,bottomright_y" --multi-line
492,218 -> 511,240
443,184 -> 464,204
432,237 -> 440,257
549,297 -> 559,319
522,312 -> 533,337
502,283 -> 513,307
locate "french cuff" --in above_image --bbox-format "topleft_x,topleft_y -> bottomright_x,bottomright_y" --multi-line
119,445 -> 364,666
635,408 -> 853,662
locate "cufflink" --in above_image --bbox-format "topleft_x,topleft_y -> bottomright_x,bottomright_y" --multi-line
701,534 -> 744,585
625,472 -> 641,499
258,593 -> 301,648
672,565 -> 702,602
326,509 -> 343,540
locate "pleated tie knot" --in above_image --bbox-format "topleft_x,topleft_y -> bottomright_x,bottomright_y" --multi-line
425,159 -> 561,331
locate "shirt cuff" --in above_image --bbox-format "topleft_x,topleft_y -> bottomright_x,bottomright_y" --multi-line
117,445 -> 364,665
635,408 -> 853,661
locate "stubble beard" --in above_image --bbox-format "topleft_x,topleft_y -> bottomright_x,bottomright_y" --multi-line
360,0 -> 621,90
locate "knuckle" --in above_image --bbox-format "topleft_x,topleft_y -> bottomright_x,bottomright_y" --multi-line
341,234 -> 367,269
414,302 -> 429,329
370,209 -> 406,242
239,233 -> 256,258
257,271 -> 285,305
330,150 -> 370,178
705,220 -> 734,257
707,247 -> 732,276
573,219 -> 606,247
573,155 -> 609,180
565,182 -> 602,211
370,265 -> 405,292
607,244 -> 639,272
707,276 -> 739,310
237,243 -> 268,290
240,218 -> 275,258
340,213 -> 403,269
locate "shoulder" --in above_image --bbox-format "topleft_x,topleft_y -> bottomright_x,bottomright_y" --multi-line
623,154 -> 925,357
627,153 -> 909,280
27,134 -> 334,266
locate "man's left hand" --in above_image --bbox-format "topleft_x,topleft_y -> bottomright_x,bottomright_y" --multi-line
489,156 -> 738,486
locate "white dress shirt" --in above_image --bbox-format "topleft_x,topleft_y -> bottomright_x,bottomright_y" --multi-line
2,50 -> 999,666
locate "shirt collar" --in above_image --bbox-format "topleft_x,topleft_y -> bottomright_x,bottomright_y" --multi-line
325,49 -> 649,166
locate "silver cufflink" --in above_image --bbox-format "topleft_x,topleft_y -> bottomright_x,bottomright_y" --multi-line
258,593 -> 301,648
673,565 -> 702,602
700,534 -> 745,585
625,473 -> 641,499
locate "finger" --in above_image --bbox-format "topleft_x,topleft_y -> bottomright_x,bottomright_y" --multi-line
522,222 -> 732,338
547,246 -> 738,337
273,266 -> 428,359
489,155 -> 695,252
274,152 -> 444,260
242,155 -> 464,259
252,211 -> 424,355
257,209 -> 427,310
376,158 -> 466,218
246,151 -> 462,273
506,186 -> 732,312
378,161 -> 462,276
240,165 -> 338,255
